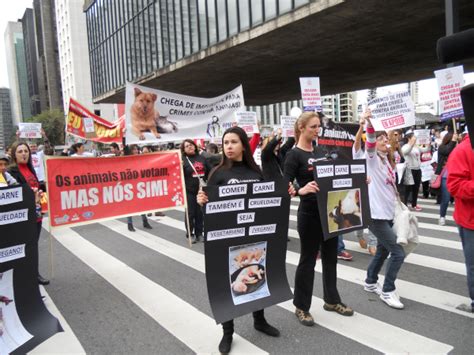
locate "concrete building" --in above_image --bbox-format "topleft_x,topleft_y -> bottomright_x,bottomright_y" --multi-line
322,92 -> 358,122
34,0 -> 63,112
55,0 -> 114,120
21,8 -> 42,117
4,21 -> 32,124
0,88 -> 14,151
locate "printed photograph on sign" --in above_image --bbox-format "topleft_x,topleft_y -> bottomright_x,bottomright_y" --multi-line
327,189 -> 362,233
0,270 -> 33,353
229,242 -> 270,305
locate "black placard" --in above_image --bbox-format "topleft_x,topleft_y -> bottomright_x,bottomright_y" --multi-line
0,185 -> 61,353
312,159 -> 371,240
318,121 -> 360,160
203,180 -> 292,324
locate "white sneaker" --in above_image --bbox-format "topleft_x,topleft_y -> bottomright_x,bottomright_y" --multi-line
439,217 -> 446,226
364,282 -> 382,295
380,290 -> 404,309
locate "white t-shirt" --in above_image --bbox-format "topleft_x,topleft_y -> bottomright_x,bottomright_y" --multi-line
352,146 -> 365,160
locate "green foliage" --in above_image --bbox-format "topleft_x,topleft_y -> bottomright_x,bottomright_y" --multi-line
26,109 -> 65,146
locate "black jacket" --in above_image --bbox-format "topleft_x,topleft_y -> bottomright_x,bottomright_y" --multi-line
261,137 -> 295,180
183,154 -> 209,194
435,141 -> 456,175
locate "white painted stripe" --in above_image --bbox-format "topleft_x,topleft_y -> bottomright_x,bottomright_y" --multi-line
51,226 -> 267,355
342,241 -> 466,276
101,220 -> 454,354
418,222 -> 458,233
29,287 -> 86,354
152,215 -> 473,318
279,297 -> 453,354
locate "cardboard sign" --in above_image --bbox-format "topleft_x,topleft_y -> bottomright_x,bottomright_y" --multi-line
299,77 -> 322,112
18,123 -> 42,139
312,159 -> 370,240
280,115 -> 296,137
368,91 -> 415,131
203,180 -> 292,324
414,129 -> 431,146
45,152 -> 186,228
235,111 -> 259,135
0,185 -> 61,353
434,65 -> 464,121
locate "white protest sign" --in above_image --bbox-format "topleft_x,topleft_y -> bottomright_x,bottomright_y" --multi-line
414,129 -> 431,145
125,82 -> 244,144
83,116 -> 95,133
434,65 -> 464,121
235,111 -> 259,135
299,77 -> 321,112
280,115 -> 296,137
368,91 -> 415,131
18,123 -> 41,139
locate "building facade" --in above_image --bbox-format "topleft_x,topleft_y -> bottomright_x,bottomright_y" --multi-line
4,21 -> 32,124
322,92 -> 358,122
0,88 -> 14,151
55,0 -> 115,119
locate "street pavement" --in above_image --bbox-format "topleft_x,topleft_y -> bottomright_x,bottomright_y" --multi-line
31,197 -> 473,354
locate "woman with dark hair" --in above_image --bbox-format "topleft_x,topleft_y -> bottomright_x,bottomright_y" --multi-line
125,145 -> 153,231
181,139 -> 208,243
401,132 -> 422,211
8,142 -> 49,285
283,112 -> 354,327
261,128 -> 296,180
197,126 -> 293,354
436,132 -> 458,225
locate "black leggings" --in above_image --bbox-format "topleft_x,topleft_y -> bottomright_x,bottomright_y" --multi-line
221,309 -> 265,334
293,200 -> 341,311
185,191 -> 203,237
403,169 -> 422,207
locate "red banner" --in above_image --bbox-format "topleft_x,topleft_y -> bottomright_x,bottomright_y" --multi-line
45,152 -> 186,228
66,98 -> 125,143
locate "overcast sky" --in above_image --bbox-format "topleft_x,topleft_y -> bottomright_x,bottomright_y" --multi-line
1,1 -> 473,105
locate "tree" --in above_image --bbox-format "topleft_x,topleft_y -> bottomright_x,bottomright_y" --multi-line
25,109 -> 65,146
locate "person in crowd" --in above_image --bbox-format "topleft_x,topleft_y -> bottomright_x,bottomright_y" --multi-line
283,112 -> 354,327
261,128 -> 295,180
436,132 -> 458,225
124,145 -> 152,232
446,131 -> 474,313
200,143 -> 221,168
142,145 -> 154,154
70,142 -> 94,157
8,142 -> 50,285
362,110 -> 406,309
401,132 -> 422,211
181,139 -> 208,243
197,126 -> 294,354
0,153 -> 17,187
110,142 -> 122,156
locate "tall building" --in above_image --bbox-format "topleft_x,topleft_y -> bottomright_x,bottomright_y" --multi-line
55,0 -> 114,119
322,92 -> 358,122
0,88 -> 14,151
21,8 -> 41,117
33,0 -> 63,112
4,21 -> 32,124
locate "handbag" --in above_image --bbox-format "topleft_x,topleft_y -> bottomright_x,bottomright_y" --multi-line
430,167 -> 445,190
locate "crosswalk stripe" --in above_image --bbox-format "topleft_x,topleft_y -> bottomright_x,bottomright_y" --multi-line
50,225 -> 267,355
151,215 -> 473,318
418,222 -> 458,233
100,220 -> 454,354
29,287 -> 85,354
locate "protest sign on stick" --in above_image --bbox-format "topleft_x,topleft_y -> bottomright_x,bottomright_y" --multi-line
235,111 -> 259,135
299,77 -> 322,112
434,65 -> 464,121
18,123 -> 42,139
280,115 -> 296,137
414,129 -> 431,145
368,92 -> 415,131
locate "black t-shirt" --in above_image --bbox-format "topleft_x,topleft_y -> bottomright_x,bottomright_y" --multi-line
283,146 -> 326,201
183,154 -> 207,194
208,161 -> 263,186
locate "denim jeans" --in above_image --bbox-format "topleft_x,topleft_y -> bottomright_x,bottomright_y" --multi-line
337,235 -> 345,254
439,177 -> 451,218
366,219 -> 406,293
458,226 -> 474,308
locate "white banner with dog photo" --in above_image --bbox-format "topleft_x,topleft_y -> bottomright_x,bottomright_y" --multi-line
312,158 -> 371,240
125,82 -> 245,144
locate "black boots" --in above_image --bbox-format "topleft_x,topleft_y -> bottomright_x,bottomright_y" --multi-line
219,320 -> 234,354
128,223 -> 135,232
143,220 -> 152,229
38,274 -> 50,285
253,310 -> 280,337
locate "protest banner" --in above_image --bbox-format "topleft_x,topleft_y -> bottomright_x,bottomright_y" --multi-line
125,82 -> 244,144
434,65 -> 464,121
203,180 -> 292,324
67,98 -> 124,143
18,123 -> 42,139
312,159 -> 370,240
280,115 -> 296,137
414,129 -> 431,145
368,91 -> 415,131
0,185 -> 61,353
317,120 -> 359,160
235,111 -> 259,135
299,77 -> 322,112
45,152 -> 186,228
